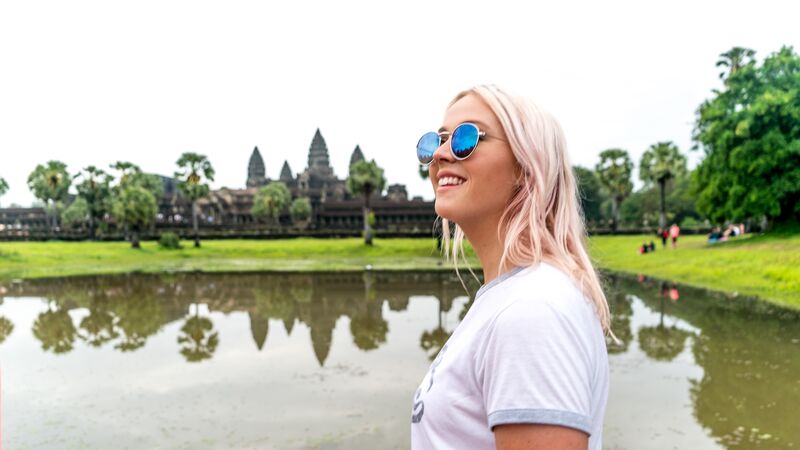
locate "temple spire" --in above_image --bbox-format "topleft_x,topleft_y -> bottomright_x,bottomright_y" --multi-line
307,129 -> 333,175
246,146 -> 267,187
280,160 -> 293,182
349,145 -> 365,168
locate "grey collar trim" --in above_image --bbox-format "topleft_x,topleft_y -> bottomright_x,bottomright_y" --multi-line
475,265 -> 526,300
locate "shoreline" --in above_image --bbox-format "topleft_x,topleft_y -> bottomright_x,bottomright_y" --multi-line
1,235 -> 798,309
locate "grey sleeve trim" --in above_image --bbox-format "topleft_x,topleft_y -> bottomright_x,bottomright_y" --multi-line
488,408 -> 592,435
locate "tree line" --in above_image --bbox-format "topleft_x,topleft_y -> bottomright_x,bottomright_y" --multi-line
0,151 -> 387,248
559,45 -> 800,232
2,45 -> 798,242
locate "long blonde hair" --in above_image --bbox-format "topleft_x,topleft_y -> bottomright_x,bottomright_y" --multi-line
439,84 -> 612,334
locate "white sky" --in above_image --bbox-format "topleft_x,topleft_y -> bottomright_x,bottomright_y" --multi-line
1,0 -> 798,206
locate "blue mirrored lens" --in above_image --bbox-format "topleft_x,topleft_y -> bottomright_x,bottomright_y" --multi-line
417,131 -> 439,164
451,123 -> 479,159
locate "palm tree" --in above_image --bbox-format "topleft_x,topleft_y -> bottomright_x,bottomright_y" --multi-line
74,165 -> 113,239
346,159 -> 386,245
595,149 -> 633,231
174,153 -> 215,247
716,47 -> 756,82
640,142 -> 687,228
27,160 -> 72,233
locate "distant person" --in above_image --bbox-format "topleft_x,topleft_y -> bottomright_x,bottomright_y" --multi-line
412,85 -> 610,450
658,228 -> 668,248
669,223 -> 680,249
708,226 -> 723,244
649,241 -> 656,252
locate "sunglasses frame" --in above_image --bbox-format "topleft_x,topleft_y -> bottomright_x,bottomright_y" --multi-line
417,122 -> 487,167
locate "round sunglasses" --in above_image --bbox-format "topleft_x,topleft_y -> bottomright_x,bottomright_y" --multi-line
416,122 -> 498,166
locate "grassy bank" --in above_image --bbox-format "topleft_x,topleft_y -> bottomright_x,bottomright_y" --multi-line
589,233 -> 800,309
1,234 -> 798,308
0,238 -> 479,280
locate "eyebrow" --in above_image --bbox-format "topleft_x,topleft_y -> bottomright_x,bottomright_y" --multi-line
438,120 -> 492,133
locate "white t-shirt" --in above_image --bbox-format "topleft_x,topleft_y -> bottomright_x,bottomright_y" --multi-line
410,262 -> 609,450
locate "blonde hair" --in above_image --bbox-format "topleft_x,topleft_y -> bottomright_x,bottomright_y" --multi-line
439,84 -> 612,335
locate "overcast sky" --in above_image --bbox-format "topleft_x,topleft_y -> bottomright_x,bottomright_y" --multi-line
1,0 -> 797,206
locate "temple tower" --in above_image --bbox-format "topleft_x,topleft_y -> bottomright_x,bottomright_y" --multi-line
246,146 -> 267,187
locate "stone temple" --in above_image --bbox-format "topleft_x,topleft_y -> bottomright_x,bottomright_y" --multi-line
192,129 -> 434,232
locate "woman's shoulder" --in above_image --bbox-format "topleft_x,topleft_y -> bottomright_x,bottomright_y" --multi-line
492,262 -> 600,331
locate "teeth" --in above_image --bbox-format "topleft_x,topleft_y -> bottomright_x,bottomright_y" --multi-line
438,176 -> 466,186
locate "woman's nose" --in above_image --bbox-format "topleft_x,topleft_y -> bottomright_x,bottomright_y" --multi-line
431,139 -> 452,164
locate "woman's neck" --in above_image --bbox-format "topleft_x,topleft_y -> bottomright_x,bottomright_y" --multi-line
459,214 -> 514,285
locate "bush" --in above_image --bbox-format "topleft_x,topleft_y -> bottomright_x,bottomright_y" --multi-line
680,216 -> 701,228
158,232 -> 182,250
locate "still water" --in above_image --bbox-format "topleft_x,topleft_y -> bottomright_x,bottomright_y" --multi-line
0,271 -> 798,449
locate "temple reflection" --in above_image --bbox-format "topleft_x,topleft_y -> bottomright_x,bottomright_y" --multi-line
4,271 -> 478,367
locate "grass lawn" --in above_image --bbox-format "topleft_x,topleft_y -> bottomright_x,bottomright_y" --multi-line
0,238 -> 479,280
589,233 -> 800,309
1,234 -> 798,308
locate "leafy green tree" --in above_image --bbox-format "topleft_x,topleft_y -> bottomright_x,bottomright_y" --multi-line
174,153 -> 214,247
595,149 -> 633,231
74,166 -> 113,239
27,160 -> 72,232
61,197 -> 90,229
0,176 -> 8,206
694,46 -> 800,225
347,159 -> 386,245
573,166 -> 607,226
109,161 -> 163,239
111,185 -> 157,248
252,181 -> 291,224
289,197 -> 312,223
639,142 -> 687,228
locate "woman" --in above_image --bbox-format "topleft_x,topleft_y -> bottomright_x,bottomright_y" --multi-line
411,85 -> 611,450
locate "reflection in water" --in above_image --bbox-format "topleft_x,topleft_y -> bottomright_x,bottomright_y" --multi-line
32,304 -> 77,353
615,274 -> 800,449
0,271 -> 797,449
178,305 -> 219,362
638,283 -> 693,362
605,276 -> 633,354
2,271 -> 478,366
0,315 -> 12,344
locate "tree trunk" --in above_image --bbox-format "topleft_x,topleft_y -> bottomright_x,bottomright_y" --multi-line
192,201 -> 200,248
611,197 -> 620,232
131,230 -> 140,248
363,186 -> 373,245
89,213 -> 96,241
49,200 -> 56,235
659,178 -> 667,229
